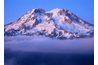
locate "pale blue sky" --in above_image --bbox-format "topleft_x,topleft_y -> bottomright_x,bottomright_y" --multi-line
5,0 -> 94,24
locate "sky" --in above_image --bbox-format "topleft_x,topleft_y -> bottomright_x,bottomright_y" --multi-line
4,0 -> 94,24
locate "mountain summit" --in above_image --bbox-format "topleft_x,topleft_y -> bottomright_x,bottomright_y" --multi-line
4,8 -> 94,39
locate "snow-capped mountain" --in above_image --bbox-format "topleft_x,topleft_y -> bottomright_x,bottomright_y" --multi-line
4,8 -> 94,39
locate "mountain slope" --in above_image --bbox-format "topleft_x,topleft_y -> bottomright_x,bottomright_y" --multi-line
4,8 -> 94,39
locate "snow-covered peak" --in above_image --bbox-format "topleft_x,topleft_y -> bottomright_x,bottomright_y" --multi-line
4,8 -> 94,39
49,8 -> 61,12
48,8 -> 65,16
33,8 -> 45,14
